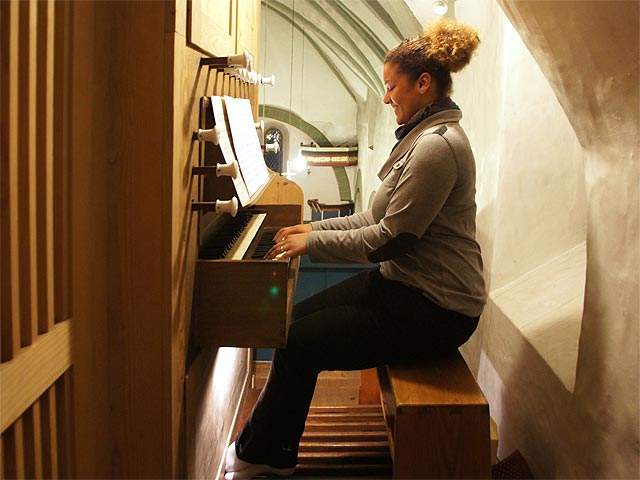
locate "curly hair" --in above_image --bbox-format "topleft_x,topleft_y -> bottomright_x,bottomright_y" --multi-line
385,20 -> 480,97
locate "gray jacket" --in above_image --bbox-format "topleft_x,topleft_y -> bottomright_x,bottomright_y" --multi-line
307,109 -> 486,317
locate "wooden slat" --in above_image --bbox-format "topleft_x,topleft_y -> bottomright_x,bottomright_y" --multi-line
27,0 -> 40,344
39,386 -> 58,479
53,0 -> 72,324
35,0 -> 52,335
55,370 -> 73,479
18,0 -> 35,347
22,402 -> 44,479
0,0 -> 22,362
0,320 -> 72,432
22,406 -> 35,478
44,0 -> 56,332
32,401 -> 44,479
0,434 -> 4,479
13,419 -> 25,479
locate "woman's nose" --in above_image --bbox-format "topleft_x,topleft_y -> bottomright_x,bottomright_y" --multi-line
383,92 -> 391,104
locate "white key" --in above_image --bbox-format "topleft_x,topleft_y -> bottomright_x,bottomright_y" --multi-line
225,213 -> 267,259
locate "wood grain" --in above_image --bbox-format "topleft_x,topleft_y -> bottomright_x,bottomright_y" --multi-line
0,321 -> 71,433
1,0 -> 22,362
378,352 -> 490,479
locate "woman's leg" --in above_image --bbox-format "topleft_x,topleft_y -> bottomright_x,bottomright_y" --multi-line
232,268 -> 478,470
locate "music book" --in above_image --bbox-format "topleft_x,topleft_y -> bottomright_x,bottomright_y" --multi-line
223,96 -> 271,198
210,96 -> 251,206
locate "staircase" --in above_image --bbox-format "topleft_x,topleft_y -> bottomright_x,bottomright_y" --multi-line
295,405 -> 392,477
234,385 -> 392,478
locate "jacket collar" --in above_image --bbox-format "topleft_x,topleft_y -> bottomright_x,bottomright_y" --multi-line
378,109 -> 463,181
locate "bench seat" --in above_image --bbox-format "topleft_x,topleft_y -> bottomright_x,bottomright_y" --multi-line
377,351 -> 490,479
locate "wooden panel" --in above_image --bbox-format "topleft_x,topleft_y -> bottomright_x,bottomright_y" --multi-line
0,321 -> 72,432
394,405 -> 489,479
0,0 -> 22,362
105,2 -> 173,477
236,0 -> 260,118
188,0 -> 237,56
68,2 -> 112,477
185,347 -> 250,480
255,176 -> 304,218
236,0 -> 260,61
194,259 -> 292,347
359,368 -> 381,405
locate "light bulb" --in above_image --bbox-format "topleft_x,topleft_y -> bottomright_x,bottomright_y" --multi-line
292,154 -> 307,173
432,0 -> 448,16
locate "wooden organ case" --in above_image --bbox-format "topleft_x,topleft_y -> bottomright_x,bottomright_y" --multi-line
191,95 -> 303,349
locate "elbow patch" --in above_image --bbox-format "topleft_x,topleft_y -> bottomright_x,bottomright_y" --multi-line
367,233 -> 420,263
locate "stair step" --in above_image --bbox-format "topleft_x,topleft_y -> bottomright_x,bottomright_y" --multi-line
298,451 -> 391,465
299,441 -> 390,452
309,405 -> 383,414
293,463 -> 392,476
306,412 -> 384,423
304,421 -> 387,432
301,430 -> 389,442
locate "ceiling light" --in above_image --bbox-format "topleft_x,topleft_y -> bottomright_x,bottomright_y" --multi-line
432,0 -> 448,16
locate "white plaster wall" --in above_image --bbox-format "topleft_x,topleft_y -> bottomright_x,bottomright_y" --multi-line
453,1 -> 639,478
354,90 -> 402,215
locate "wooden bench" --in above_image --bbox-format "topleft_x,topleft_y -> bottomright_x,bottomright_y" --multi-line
377,351 -> 491,479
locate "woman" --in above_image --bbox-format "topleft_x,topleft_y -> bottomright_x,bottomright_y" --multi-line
225,19 -> 485,479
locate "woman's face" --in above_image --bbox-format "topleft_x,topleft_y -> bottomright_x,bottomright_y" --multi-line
383,62 -> 431,125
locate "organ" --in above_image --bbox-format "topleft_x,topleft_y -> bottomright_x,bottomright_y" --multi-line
191,95 -> 302,348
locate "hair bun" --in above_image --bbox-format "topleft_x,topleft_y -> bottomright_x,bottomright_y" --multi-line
423,19 -> 480,72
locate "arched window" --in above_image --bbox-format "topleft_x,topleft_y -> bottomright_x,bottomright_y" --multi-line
264,128 -> 284,173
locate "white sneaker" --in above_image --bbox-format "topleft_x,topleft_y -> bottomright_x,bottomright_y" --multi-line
224,442 -> 295,479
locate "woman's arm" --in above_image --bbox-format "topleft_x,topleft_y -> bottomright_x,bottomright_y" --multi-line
311,210 -> 375,231
306,134 -> 457,264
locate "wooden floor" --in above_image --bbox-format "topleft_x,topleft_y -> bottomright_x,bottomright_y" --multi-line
231,367 -> 392,478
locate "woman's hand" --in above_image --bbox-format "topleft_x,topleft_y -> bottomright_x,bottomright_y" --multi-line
265,223 -> 312,260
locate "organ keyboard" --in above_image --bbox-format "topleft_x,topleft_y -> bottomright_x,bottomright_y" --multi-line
192,94 -> 303,349
193,203 -> 302,348
199,212 -> 269,260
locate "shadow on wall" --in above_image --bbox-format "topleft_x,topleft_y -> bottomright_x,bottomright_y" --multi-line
476,298 -> 607,477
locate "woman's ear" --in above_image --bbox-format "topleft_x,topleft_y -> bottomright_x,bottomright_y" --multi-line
418,72 -> 432,94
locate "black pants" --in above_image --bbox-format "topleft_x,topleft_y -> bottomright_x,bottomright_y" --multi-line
235,268 -> 479,468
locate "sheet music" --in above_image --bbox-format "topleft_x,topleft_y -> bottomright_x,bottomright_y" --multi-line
223,96 -> 271,197
210,96 -> 250,206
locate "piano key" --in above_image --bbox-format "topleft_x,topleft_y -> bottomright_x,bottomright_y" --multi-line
224,213 -> 267,259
